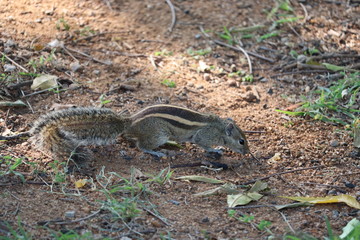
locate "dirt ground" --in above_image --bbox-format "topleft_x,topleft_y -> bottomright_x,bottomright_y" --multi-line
1,0 -> 360,239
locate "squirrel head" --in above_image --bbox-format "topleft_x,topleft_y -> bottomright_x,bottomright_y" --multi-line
222,119 -> 249,155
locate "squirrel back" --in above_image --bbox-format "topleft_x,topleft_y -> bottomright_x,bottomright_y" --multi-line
30,107 -> 130,160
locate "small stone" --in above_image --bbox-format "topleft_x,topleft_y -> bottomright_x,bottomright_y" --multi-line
260,77 -> 268,82
201,217 -> 210,223
330,140 -> 339,147
65,211 -> 76,219
4,39 -> 15,47
4,47 -> 12,54
345,181 -> 355,189
196,85 -> 204,89
267,88 -> 273,95
187,82 -> 194,87
70,62 -> 83,72
44,9 -> 54,15
92,69 -> 101,75
4,64 -> 16,72
332,210 -> 340,218
203,73 -> 211,81
35,18 -> 42,23
195,34 -> 202,39
228,80 -> 237,87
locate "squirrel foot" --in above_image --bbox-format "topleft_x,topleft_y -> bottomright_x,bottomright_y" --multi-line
141,149 -> 166,158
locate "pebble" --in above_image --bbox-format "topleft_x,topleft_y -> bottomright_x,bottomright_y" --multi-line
195,34 -> 202,39
330,140 -> 339,147
228,80 -> 237,87
345,181 -> 355,189
70,62 -> 83,72
5,39 -> 15,47
65,211 -> 76,219
4,64 -> 16,72
203,73 -> 211,81
92,69 -> 101,75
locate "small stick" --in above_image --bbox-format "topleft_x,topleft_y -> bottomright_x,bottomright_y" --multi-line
227,204 -> 276,209
21,89 -> 34,113
165,0 -> 177,32
270,70 -> 329,78
302,182 -> 346,190
241,165 -> 325,185
278,211 -> 295,234
75,31 -> 129,42
244,130 -> 266,134
38,209 -> 101,225
213,39 -> 275,63
7,80 -> 33,90
0,51 -> 29,73
65,47 -> 111,65
299,3 -> 308,23
143,208 -> 171,226
199,26 -> 274,63
20,87 -> 58,98
235,45 -> 253,74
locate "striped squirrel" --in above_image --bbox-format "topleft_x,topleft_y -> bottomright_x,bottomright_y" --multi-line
3,104 -> 249,160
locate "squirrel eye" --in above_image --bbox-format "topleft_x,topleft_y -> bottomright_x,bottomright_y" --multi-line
239,139 -> 245,145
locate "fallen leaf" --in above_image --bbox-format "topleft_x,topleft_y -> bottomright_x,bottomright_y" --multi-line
227,192 -> 263,207
31,74 -> 59,90
353,119 -> 360,148
194,183 -> 238,196
249,181 -> 268,193
0,100 -> 27,108
339,218 -> 360,239
75,179 -> 87,188
281,194 -> 360,209
274,202 -> 313,210
268,152 -> 281,163
176,175 -> 224,184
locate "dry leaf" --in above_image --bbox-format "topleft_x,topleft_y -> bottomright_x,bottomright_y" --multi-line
268,152 -> 281,163
75,179 -> 87,188
281,194 -> 360,209
31,74 -> 59,90
176,175 -> 224,184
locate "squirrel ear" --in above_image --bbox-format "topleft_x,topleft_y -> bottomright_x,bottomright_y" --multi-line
225,123 -> 234,136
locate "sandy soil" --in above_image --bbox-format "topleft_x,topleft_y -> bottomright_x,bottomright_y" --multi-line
1,0 -> 359,239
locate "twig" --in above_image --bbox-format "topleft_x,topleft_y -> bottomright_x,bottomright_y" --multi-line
75,31 -> 129,43
270,70 -> 329,78
143,208 -> 171,226
165,0 -> 177,32
199,25 -> 274,63
0,132 -> 31,140
62,47 -> 79,62
149,55 -> 158,70
235,45 -> 253,74
249,151 -> 260,163
0,51 -> 29,73
7,80 -> 33,90
21,89 -> 34,113
213,39 -> 275,63
38,209 -> 101,225
302,182 -> 346,190
65,47 -> 111,65
299,3 -> 308,23
278,211 -> 295,234
241,165 -> 325,185
227,204 -> 277,209
20,87 -> 58,98
244,130 -> 266,134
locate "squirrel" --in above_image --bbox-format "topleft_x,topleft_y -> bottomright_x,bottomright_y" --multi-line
2,104 -> 249,161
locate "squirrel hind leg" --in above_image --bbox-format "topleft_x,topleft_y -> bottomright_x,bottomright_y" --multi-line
136,135 -> 169,158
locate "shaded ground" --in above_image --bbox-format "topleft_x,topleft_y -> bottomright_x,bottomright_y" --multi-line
0,0 -> 359,239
